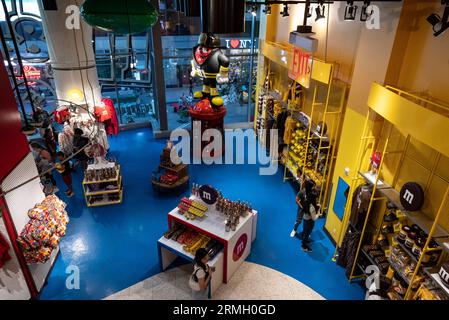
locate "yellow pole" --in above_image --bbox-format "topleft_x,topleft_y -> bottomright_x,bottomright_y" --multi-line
404,185 -> 449,299
332,109 -> 372,260
348,123 -> 393,281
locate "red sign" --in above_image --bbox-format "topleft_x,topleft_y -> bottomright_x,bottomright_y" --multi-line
17,65 -> 41,81
289,47 -> 313,88
233,233 -> 248,261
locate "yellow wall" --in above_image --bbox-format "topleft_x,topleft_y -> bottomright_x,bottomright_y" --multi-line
258,0 -> 449,243
387,0 -> 449,104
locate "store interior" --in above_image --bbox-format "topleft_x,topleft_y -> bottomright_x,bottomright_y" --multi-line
1,0 -> 449,301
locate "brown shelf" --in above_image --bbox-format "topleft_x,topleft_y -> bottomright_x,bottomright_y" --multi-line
159,163 -> 188,173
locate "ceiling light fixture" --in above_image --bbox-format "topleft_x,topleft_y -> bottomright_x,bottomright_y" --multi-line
281,4 -> 290,17
307,3 -> 313,18
344,1 -> 358,21
427,0 -> 449,37
315,1 -> 325,21
360,1 -> 373,22
263,4 -> 272,15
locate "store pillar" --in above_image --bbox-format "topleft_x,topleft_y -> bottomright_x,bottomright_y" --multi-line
37,0 -> 102,109
189,107 -> 227,159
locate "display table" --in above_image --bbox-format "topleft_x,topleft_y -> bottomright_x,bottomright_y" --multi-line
157,196 -> 257,297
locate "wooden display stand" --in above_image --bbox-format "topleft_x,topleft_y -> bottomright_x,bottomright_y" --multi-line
157,196 -> 258,298
151,141 -> 190,194
82,162 -> 123,207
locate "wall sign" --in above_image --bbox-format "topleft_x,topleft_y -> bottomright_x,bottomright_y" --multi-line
400,182 -> 424,211
199,185 -> 218,205
224,39 -> 256,50
289,47 -> 313,88
232,233 -> 248,261
17,65 -> 41,81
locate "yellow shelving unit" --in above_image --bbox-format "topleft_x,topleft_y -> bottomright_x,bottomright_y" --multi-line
82,164 -> 123,207
338,83 -> 449,300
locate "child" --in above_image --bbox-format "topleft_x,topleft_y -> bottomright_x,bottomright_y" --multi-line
56,152 -> 74,197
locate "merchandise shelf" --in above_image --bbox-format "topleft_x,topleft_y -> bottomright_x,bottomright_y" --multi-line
82,165 -> 121,185
423,267 -> 449,297
87,190 -> 123,207
388,257 -> 411,285
394,238 -> 419,263
159,163 -> 188,173
360,248 -> 378,267
157,236 -> 223,266
359,171 -> 449,250
85,177 -> 122,196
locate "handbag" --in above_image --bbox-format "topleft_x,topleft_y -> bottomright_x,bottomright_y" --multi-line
309,203 -> 320,221
189,267 -> 202,291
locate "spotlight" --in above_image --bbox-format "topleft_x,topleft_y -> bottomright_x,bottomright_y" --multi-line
281,4 -> 289,17
360,1 -> 373,22
344,1 -> 358,21
250,5 -> 257,17
307,4 -> 313,18
315,2 -> 325,21
427,1 -> 449,37
263,4 -> 271,15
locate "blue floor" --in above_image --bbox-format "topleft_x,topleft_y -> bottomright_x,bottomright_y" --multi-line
39,128 -> 365,300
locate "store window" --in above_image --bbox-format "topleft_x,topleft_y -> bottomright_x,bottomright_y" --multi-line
1,0 -> 56,120
93,30 -> 155,126
158,0 -> 260,130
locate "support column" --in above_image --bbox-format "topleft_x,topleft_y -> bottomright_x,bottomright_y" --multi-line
37,0 -> 101,110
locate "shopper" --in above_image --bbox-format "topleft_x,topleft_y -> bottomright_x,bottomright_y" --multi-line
189,248 -> 215,300
300,191 -> 319,252
31,143 -> 57,190
290,179 -> 319,252
43,127 -> 57,162
56,151 -> 74,197
73,128 -> 90,171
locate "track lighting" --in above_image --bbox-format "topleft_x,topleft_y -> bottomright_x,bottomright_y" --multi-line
263,4 -> 271,15
427,1 -> 449,37
360,1 -> 373,22
344,1 -> 358,21
315,2 -> 325,21
281,4 -> 289,17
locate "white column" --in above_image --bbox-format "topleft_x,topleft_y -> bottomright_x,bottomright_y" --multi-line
38,0 -> 101,111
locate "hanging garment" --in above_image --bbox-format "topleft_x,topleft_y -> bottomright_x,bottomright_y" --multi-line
94,104 -> 112,122
0,231 -> 12,268
101,98 -> 119,136
54,107 -> 70,124
337,228 -> 361,278
350,184 -> 373,230
58,124 -> 74,156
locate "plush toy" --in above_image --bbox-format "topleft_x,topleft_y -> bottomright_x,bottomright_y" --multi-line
190,33 -> 230,108
370,151 -> 382,175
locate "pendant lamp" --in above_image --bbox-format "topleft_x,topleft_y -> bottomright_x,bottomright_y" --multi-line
80,0 -> 159,35
201,0 -> 245,34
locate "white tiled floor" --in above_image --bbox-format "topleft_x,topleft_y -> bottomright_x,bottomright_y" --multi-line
104,262 -> 324,300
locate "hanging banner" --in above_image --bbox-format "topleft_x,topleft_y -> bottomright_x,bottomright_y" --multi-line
289,47 -> 313,88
